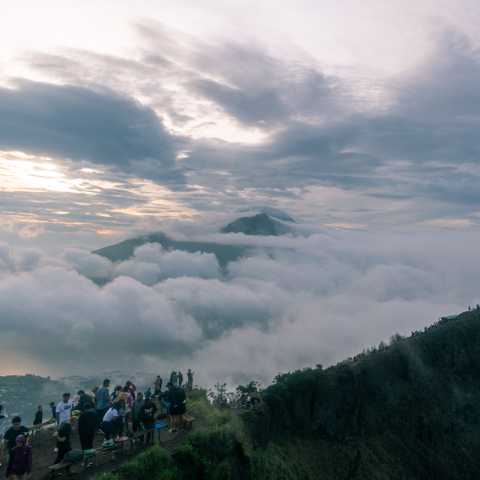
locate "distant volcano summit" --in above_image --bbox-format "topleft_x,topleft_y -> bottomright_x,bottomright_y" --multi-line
221,213 -> 293,236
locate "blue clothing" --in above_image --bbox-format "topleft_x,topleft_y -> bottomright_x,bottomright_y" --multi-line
96,387 -> 110,410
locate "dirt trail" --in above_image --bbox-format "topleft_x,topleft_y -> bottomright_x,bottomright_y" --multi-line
1,412 -> 191,480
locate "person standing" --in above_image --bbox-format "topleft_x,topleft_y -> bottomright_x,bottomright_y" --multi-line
6,434 -> 32,479
49,402 -> 57,423
139,397 -> 157,445
77,390 -> 93,413
169,385 -> 186,432
187,369 -> 194,391
3,417 -> 29,457
0,405 -> 7,467
154,376 -> 163,397
177,371 -> 184,388
95,379 -> 111,426
78,402 -> 97,451
169,371 -> 177,387
131,392 -> 145,434
54,422 -> 72,464
32,405 -> 43,436
56,393 -> 73,425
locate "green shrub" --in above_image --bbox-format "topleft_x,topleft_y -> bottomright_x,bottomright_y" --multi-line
117,446 -> 174,480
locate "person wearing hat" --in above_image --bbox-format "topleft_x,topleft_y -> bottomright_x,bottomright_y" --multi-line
6,434 -> 32,479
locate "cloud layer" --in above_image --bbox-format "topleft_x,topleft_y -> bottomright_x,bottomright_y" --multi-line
1,229 -> 477,385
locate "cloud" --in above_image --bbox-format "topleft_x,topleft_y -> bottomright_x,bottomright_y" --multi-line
1,228 -> 478,385
0,80 -> 182,182
113,243 -> 220,285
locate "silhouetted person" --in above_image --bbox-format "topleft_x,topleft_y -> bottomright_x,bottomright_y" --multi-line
154,376 -> 163,397
3,417 -> 29,456
33,405 -> 43,427
178,371 -> 184,387
95,379 -> 111,426
139,397 -> 157,444
78,402 -> 97,451
6,434 -> 31,479
187,369 -> 194,391
54,421 -> 72,464
49,402 -> 56,422
132,393 -> 145,434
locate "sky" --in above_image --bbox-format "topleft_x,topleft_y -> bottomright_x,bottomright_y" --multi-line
1,1 -> 480,384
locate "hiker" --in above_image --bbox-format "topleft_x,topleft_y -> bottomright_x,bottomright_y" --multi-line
0,404 -> 7,437
76,390 -> 93,412
6,434 -> 32,479
154,376 -> 163,397
33,405 -> 43,427
49,402 -> 56,422
3,417 -> 29,457
111,385 -> 123,403
132,392 -> 145,434
178,371 -> 184,387
125,381 -> 137,400
170,371 -> 177,387
95,379 -> 111,426
56,393 -> 73,425
54,421 -> 72,464
169,384 -> 186,432
101,402 -> 123,446
139,396 -> 157,444
116,387 -> 132,436
187,369 -> 194,391
78,402 -> 97,451
0,404 -> 7,467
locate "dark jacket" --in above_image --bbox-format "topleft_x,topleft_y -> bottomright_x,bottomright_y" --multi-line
7,445 -> 32,477
139,400 -> 157,425
78,408 -> 97,437
33,410 -> 43,426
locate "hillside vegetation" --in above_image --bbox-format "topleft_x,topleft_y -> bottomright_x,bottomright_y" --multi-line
101,309 -> 480,479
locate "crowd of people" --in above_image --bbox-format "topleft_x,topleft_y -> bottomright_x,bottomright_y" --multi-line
0,370 -> 194,479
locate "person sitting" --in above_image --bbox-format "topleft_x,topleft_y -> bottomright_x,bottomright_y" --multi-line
54,421 -> 72,464
6,434 -> 32,479
101,402 -> 123,446
78,402 -> 97,452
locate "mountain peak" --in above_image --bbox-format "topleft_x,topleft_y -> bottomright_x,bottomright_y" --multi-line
221,213 -> 292,236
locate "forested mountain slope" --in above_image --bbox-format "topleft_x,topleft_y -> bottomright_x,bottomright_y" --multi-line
245,308 -> 480,479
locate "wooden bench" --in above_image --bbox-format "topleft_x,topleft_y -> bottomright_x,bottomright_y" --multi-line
48,461 -> 73,478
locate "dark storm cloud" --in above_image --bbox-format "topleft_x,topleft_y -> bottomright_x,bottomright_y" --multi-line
0,80 -> 183,182
13,26 -> 480,223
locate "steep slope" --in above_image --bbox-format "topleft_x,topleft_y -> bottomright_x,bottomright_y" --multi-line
245,309 -> 480,479
221,213 -> 292,236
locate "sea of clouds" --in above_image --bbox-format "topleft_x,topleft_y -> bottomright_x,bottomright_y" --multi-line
1,228 -> 478,387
